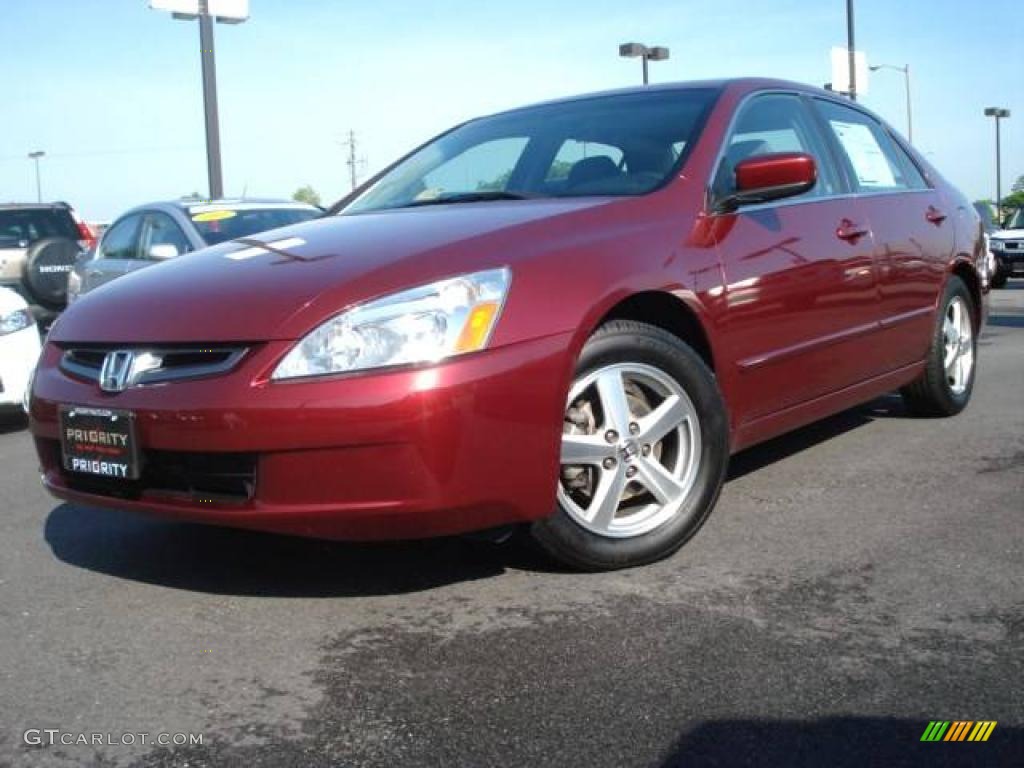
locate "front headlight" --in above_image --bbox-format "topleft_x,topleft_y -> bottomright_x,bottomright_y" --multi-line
272,268 -> 511,380
990,239 -> 1004,252
0,307 -> 34,336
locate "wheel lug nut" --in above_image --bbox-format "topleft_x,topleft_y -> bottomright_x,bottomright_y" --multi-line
642,444 -> 651,456
626,466 -> 637,478
629,422 -> 640,435
605,430 -> 619,443
603,458 -> 617,470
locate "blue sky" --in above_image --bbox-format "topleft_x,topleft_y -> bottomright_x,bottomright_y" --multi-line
2,0 -> 1021,220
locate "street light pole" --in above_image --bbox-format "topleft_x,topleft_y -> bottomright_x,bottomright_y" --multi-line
150,0 -> 249,200
984,107 -> 1011,223
846,0 -> 857,101
618,43 -> 670,86
27,151 -> 45,203
870,63 -> 912,143
198,0 -> 223,199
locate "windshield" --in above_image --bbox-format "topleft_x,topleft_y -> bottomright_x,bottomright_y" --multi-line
344,88 -> 719,214
190,206 -> 320,245
0,208 -> 79,248
1004,208 -> 1024,230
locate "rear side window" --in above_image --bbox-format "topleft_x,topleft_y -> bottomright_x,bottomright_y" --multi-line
714,93 -> 839,200
814,100 -> 928,192
0,208 -> 79,247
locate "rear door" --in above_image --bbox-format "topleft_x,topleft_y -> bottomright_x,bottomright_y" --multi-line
811,98 -> 950,372
81,214 -> 143,294
711,92 -> 880,423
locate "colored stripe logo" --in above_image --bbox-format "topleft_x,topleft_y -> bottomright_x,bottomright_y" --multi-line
921,721 -> 997,742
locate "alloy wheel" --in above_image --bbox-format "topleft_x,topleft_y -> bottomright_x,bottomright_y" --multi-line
943,296 -> 974,396
557,363 -> 701,538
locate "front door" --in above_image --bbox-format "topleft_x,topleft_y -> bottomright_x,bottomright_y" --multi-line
710,92 -> 880,424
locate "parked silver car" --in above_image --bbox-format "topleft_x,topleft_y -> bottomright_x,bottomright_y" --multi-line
68,199 -> 321,302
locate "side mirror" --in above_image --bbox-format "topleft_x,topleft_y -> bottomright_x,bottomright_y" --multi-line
718,152 -> 817,212
148,243 -> 179,261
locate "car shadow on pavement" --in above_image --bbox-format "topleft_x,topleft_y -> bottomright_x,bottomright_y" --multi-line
660,716 -> 1021,767
0,412 -> 28,435
727,393 -> 906,482
44,504 -> 557,598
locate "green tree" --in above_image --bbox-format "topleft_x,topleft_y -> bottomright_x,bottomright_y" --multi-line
1011,175 -> 1024,194
293,185 -> 322,206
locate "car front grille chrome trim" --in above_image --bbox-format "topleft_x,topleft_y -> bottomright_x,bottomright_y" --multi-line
60,346 -> 249,389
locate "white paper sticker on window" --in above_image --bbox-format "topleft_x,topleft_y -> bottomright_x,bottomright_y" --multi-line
830,120 -> 896,189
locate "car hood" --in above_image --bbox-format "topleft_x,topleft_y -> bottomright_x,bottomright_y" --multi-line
50,198 -> 616,344
992,228 -> 1024,241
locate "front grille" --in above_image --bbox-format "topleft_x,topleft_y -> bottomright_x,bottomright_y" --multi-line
56,444 -> 257,504
60,345 -> 248,388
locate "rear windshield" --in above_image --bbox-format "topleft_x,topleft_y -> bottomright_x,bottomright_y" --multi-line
0,208 -> 79,248
190,207 -> 320,246
344,88 -> 720,213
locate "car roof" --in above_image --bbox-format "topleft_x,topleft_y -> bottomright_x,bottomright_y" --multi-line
116,198 -> 320,218
490,78 -> 831,116
0,202 -> 73,211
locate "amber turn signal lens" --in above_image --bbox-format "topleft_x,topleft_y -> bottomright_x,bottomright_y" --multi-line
455,301 -> 500,353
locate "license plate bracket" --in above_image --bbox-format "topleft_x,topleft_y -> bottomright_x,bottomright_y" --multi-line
60,406 -> 139,481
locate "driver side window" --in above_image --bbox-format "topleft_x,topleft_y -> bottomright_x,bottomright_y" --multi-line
96,215 -> 142,260
715,94 -> 838,201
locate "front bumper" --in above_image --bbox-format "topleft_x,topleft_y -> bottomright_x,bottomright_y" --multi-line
993,248 -> 1024,276
30,333 -> 572,540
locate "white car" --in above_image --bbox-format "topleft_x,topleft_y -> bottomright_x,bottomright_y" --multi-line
0,286 -> 42,413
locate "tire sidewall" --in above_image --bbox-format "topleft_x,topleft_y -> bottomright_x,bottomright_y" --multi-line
534,323 -> 729,570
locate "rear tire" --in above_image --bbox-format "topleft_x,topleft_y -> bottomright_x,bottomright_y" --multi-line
900,276 -> 977,417
531,320 -> 729,571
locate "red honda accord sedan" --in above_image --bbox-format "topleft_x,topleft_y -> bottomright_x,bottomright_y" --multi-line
29,79 -> 987,570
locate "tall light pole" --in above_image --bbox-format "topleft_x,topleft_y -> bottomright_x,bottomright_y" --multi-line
27,151 -> 45,203
984,107 -> 1011,223
618,43 -> 670,85
150,0 -> 249,199
870,63 -> 912,143
846,0 -> 857,101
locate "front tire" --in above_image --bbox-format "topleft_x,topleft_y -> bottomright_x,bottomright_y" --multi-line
531,320 -> 729,571
900,276 -> 977,416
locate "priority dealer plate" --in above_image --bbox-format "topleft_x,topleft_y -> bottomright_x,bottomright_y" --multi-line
60,406 -> 139,480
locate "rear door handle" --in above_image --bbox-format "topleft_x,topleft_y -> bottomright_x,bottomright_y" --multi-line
836,219 -> 870,242
925,206 -> 947,224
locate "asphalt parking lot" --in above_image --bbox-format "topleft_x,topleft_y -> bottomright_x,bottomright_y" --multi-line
1,286 -> 1021,768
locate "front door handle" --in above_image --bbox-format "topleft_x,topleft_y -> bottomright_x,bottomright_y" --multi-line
836,219 -> 870,242
925,206 -> 947,225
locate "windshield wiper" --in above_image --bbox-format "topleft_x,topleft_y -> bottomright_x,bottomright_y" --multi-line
399,191 -> 540,208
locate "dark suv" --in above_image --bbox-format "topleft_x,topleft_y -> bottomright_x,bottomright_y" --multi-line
0,203 -> 95,322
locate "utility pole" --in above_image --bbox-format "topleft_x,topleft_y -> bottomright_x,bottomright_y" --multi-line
340,130 -> 365,191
